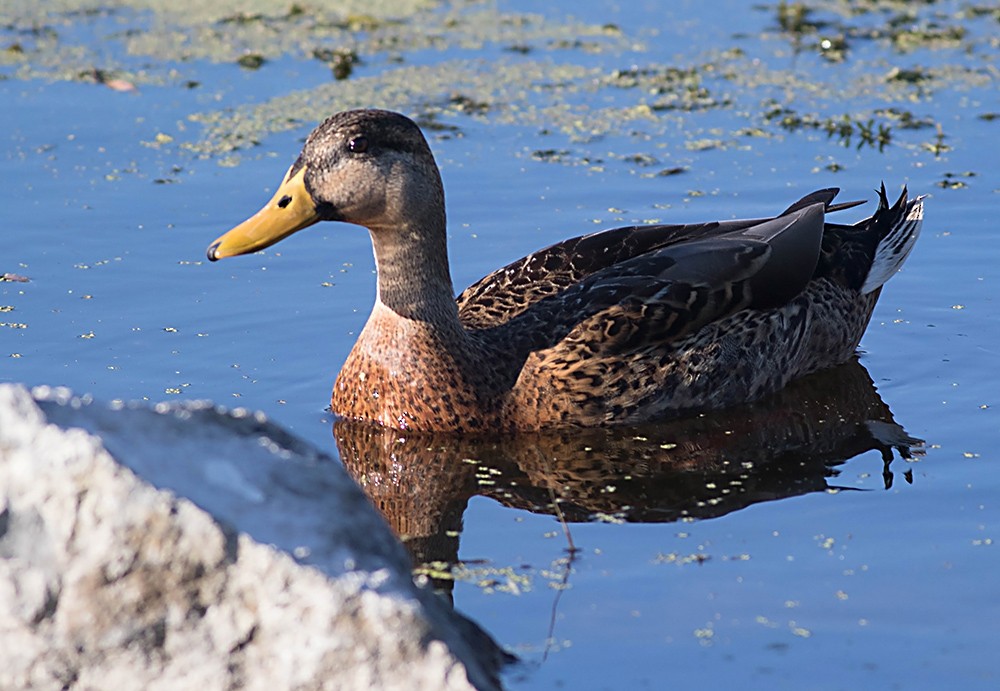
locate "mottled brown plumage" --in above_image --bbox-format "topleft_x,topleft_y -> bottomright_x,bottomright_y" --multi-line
208,109 -> 924,432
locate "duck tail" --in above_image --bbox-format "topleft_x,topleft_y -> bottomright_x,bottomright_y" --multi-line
859,183 -> 924,294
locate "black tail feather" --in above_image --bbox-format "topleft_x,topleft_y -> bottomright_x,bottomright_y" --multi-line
859,183 -> 923,293
826,198 -> 866,214
780,187 -> 866,217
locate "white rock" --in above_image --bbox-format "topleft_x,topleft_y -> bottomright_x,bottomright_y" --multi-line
0,384 -> 503,690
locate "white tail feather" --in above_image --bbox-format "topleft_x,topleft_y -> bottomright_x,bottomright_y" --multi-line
860,196 -> 924,294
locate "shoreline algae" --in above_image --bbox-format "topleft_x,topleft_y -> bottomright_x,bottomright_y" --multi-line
2,1 -> 995,179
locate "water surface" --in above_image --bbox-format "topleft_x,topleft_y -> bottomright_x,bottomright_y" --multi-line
2,1 -> 997,688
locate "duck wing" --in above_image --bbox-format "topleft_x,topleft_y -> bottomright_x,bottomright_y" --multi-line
488,202 -> 827,357
457,189 -> 856,330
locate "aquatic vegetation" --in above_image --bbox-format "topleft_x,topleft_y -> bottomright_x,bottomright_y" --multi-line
936,171 -> 975,189
922,125 -> 951,156
1,0 -> 993,182
313,47 -> 360,80
236,53 -> 265,70
763,104 -> 895,151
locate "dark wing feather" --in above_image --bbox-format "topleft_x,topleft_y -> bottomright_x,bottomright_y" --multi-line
488,203 -> 826,357
458,189 -> 850,330
549,241 -> 769,358
457,220 -> 731,329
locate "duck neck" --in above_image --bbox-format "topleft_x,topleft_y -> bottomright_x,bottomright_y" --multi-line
368,215 -> 459,325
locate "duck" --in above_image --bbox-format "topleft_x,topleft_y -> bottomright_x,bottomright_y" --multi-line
207,108 -> 923,433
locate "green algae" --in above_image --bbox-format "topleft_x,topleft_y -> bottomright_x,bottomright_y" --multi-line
1,0 -> 996,173
185,36 -> 992,160
0,0 -> 629,80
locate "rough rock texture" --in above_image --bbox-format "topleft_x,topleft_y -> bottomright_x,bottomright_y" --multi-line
0,384 -> 503,690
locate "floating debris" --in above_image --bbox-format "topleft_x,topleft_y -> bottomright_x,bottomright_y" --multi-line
237,53 -> 266,70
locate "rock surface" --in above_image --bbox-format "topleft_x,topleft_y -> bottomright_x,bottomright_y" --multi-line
0,384 -> 503,690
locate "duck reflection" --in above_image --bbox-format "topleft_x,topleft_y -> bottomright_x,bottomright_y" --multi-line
334,359 -> 922,595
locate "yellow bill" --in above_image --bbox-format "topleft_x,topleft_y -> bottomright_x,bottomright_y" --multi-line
207,164 -> 320,261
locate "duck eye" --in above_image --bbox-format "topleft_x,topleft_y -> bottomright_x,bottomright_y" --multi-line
347,135 -> 369,154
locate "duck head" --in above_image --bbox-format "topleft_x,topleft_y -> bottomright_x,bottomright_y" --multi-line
207,109 -> 445,261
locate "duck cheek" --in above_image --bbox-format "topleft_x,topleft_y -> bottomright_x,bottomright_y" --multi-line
351,195 -> 394,228
314,200 -> 345,222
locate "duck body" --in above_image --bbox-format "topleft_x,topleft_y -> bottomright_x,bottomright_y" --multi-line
208,109 -> 924,433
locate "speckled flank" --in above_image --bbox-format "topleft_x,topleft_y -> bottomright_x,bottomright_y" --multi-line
498,280 -> 884,429
214,110 -> 923,433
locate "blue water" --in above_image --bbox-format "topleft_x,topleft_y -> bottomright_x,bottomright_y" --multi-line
3,1 -> 998,688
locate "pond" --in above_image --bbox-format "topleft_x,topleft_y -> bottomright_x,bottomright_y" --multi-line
2,0 -> 998,688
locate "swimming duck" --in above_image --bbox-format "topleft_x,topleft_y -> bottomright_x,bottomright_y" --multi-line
208,109 -> 923,433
